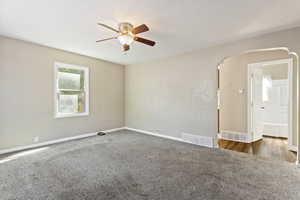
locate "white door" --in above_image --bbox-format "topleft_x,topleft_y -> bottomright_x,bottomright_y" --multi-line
263,80 -> 289,138
250,65 -> 264,141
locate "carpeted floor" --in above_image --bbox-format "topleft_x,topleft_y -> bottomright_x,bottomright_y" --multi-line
0,130 -> 299,200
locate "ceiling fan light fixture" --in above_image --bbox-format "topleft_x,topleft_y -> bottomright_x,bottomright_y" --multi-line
97,22 -> 155,51
117,33 -> 134,45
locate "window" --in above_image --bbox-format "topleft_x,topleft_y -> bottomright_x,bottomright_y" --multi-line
262,75 -> 272,102
54,62 -> 89,118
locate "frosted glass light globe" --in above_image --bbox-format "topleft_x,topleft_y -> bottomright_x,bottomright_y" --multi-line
118,34 -> 134,45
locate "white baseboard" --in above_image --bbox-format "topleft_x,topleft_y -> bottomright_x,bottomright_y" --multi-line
213,135 -> 219,148
124,127 -> 216,148
0,127 -> 125,155
288,145 -> 298,152
282,145 -> 299,166
252,135 -> 263,143
124,127 -> 184,142
103,127 -> 125,133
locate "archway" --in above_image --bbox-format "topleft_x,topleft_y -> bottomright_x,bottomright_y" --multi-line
217,48 -> 299,164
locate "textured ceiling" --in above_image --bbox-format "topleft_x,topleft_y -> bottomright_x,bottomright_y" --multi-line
1,0 -> 300,65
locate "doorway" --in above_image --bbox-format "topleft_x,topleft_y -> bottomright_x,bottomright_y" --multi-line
217,49 -> 297,163
248,59 -> 293,145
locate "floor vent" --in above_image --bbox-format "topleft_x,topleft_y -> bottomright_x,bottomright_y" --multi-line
182,133 -> 214,148
97,132 -> 106,136
220,131 -> 249,143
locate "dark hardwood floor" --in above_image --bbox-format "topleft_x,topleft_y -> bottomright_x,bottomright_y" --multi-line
218,136 -> 297,163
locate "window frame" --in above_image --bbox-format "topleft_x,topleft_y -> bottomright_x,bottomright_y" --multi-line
54,62 -> 89,118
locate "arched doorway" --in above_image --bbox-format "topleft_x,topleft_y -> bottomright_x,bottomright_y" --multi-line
217,48 -> 298,164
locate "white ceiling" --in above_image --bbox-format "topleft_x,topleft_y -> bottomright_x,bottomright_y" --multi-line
1,0 -> 300,65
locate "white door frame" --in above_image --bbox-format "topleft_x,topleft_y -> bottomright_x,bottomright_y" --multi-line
247,58 -> 293,146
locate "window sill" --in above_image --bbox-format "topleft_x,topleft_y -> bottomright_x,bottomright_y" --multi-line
55,112 -> 89,119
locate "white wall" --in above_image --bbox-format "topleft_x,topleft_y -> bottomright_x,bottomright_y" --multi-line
0,36 -> 125,150
125,52 -> 217,138
125,27 -> 300,162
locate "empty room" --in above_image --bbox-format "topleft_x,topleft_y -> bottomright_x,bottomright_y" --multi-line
0,0 -> 300,199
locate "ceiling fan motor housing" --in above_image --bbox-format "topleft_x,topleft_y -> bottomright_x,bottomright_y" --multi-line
119,22 -> 134,34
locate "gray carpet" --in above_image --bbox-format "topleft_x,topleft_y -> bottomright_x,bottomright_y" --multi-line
0,130 -> 299,200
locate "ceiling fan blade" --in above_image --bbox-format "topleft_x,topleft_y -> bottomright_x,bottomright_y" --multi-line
97,23 -> 119,33
96,37 -> 117,42
132,24 -> 149,34
134,37 -> 156,46
123,44 -> 130,51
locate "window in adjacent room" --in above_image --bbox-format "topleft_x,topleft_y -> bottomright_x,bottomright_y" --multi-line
54,62 -> 89,118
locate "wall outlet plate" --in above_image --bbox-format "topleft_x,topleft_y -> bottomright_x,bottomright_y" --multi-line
33,137 -> 39,143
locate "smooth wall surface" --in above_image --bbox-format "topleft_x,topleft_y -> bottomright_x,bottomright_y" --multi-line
125,27 -> 300,156
0,36 -> 125,150
125,51 -> 217,139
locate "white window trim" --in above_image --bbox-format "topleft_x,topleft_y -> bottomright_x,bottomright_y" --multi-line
54,62 -> 89,118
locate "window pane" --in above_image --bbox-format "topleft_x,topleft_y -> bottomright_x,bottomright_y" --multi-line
58,94 -> 79,113
57,68 -> 84,91
58,92 -> 85,114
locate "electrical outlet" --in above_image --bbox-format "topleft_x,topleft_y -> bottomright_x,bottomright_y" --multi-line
33,137 -> 39,143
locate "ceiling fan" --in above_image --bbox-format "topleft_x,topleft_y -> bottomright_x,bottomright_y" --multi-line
96,22 -> 156,51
